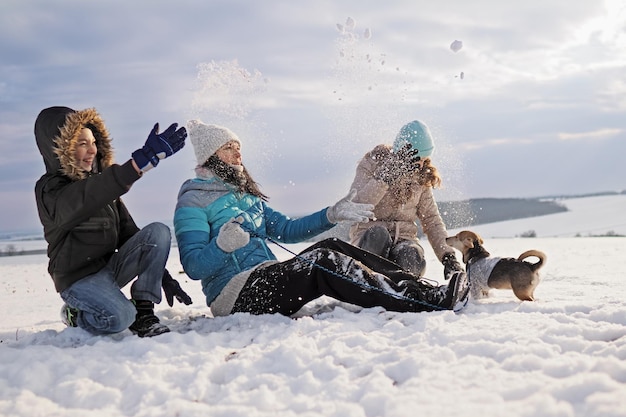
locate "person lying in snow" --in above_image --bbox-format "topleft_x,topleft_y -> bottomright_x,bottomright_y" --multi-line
173,120 -> 470,317
347,119 -> 465,282
34,106 -> 192,338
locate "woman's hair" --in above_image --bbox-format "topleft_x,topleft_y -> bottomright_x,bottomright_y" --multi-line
415,158 -> 442,188
202,155 -> 268,201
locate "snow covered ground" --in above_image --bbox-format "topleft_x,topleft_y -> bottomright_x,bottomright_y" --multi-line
1,195 -> 625,417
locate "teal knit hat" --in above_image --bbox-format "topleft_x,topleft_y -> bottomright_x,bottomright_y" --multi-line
392,120 -> 434,157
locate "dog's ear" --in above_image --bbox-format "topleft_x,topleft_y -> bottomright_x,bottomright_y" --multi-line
462,237 -> 474,248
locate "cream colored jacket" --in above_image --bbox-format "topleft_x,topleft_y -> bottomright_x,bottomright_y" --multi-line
348,144 -> 454,262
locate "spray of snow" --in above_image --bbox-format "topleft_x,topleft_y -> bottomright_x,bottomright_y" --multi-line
190,59 -> 270,124
450,40 -> 463,53
186,25 -> 471,221
325,16 -> 411,165
189,59 -> 275,176
325,18 -> 472,225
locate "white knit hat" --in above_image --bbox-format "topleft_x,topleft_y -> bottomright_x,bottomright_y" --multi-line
187,120 -> 241,166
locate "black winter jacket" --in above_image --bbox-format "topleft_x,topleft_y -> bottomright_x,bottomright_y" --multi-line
34,106 -> 142,292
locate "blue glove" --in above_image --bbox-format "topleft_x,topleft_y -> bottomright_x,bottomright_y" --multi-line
132,123 -> 187,173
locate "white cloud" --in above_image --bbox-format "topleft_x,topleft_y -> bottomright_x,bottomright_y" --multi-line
557,128 -> 622,141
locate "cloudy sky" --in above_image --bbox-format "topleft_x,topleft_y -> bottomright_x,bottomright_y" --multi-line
1,0 -> 625,233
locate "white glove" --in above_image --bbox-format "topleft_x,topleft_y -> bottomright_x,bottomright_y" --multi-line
327,189 -> 374,223
216,217 -> 250,252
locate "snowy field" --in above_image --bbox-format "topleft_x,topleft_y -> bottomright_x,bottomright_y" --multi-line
1,195 -> 625,417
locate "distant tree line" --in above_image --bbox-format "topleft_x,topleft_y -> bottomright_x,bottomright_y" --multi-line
437,198 -> 568,229
0,244 -> 46,257
312,197 -> 569,241
3,192 -> 624,253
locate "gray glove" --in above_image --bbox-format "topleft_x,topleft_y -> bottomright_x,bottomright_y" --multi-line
216,217 -> 250,252
327,189 -> 374,223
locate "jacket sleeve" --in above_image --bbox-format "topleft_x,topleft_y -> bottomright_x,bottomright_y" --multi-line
38,160 -> 141,231
349,148 -> 389,207
263,204 -> 335,243
174,204 -> 238,281
416,187 -> 454,261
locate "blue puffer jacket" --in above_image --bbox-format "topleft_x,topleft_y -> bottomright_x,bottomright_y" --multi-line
174,176 -> 335,306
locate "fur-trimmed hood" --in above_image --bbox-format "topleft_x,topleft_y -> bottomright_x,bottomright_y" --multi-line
34,106 -> 114,180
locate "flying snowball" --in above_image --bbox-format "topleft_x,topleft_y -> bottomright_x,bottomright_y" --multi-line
345,17 -> 356,29
336,23 -> 345,33
450,40 -> 463,52
364,28 -> 372,39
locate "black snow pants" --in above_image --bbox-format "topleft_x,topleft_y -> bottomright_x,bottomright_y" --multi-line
231,238 -> 448,316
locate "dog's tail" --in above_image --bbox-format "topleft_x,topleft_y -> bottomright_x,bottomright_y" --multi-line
518,250 -> 547,272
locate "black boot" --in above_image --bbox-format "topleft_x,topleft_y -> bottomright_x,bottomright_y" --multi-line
403,279 -> 447,310
441,271 -> 470,311
129,300 -> 170,337
60,303 -> 79,327
403,272 -> 470,311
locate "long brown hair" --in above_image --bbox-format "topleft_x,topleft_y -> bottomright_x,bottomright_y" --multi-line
202,155 -> 269,201
415,158 -> 442,188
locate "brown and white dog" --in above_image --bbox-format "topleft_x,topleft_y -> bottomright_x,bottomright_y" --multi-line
445,230 -> 547,301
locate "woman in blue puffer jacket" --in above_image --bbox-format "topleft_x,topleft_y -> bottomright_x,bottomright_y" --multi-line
174,120 -> 469,317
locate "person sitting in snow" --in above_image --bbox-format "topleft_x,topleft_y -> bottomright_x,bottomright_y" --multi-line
347,119 -> 465,282
34,106 -> 193,338
173,120 -> 469,317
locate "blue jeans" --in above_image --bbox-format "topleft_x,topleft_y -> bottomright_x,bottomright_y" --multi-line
60,222 -> 171,335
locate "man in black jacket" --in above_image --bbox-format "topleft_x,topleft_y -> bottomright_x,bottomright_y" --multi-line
34,106 -> 192,337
